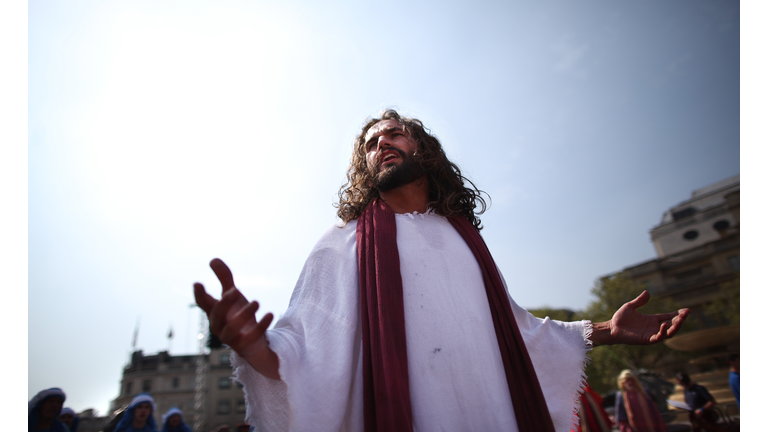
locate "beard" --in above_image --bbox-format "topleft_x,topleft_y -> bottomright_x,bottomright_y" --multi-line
369,148 -> 425,192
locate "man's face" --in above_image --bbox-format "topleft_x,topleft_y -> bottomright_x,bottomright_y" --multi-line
168,414 -> 181,427
363,119 -> 423,192
134,403 -> 152,422
40,397 -> 64,421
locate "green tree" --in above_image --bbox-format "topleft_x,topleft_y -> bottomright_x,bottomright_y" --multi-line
575,273 -> 688,395
702,274 -> 740,326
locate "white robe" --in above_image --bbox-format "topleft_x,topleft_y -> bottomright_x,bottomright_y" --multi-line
232,211 -> 592,432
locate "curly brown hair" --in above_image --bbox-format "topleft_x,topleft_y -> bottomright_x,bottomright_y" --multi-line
335,109 -> 489,229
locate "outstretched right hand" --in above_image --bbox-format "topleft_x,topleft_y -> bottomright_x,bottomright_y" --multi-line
194,258 -> 281,380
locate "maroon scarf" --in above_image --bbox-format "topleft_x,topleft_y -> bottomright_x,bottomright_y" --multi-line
357,199 -> 555,432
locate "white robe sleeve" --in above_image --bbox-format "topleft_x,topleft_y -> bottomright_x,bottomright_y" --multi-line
507,297 -> 592,431
232,221 -> 364,432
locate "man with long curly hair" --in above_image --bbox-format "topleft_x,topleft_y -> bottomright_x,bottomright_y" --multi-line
335,110 -> 487,229
194,110 -> 689,432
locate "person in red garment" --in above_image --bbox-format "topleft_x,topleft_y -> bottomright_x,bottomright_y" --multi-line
572,382 -> 613,432
615,370 -> 668,432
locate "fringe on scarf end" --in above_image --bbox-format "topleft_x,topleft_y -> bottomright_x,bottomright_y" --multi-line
570,320 -> 594,432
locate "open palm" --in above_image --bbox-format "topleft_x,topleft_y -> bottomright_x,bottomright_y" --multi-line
610,291 -> 690,345
193,258 -> 280,379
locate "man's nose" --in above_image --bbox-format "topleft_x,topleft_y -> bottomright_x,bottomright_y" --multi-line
376,136 -> 393,151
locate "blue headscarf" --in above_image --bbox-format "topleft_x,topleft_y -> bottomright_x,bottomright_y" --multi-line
160,408 -> 192,432
114,393 -> 158,432
28,388 -> 69,432
59,407 -> 80,432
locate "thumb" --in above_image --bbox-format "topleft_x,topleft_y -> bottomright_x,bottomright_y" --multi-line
626,290 -> 650,310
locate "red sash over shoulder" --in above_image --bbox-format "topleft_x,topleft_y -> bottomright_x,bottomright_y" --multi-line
356,199 -> 555,432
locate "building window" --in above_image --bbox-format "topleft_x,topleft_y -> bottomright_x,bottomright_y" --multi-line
683,230 -> 699,240
219,377 -> 231,389
124,381 -> 133,396
142,379 -> 152,392
728,255 -> 740,271
171,377 -> 180,389
675,267 -> 703,280
217,399 -> 231,415
220,352 -> 231,365
236,399 -> 246,414
713,220 -> 730,231
672,207 -> 697,221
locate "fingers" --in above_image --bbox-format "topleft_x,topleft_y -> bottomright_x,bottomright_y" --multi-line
218,301 -> 261,343
649,321 -> 670,343
235,313 -> 275,353
255,312 -> 275,335
218,305 -> 275,353
649,308 -> 690,342
210,258 -> 236,293
210,288 -> 246,334
197,258 -> 276,358
664,309 -> 690,338
651,310 -> 681,323
193,283 -> 216,314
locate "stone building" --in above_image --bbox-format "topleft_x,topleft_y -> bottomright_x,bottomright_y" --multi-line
621,174 -> 739,329
109,345 -> 248,431
614,174 -> 740,420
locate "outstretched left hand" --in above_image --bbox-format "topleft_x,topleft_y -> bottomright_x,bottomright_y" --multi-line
592,290 -> 690,346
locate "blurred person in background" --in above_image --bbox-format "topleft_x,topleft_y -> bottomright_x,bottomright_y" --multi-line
676,372 -> 720,432
728,354 -> 739,408
572,381 -> 613,432
29,387 -> 69,432
114,393 -> 158,432
58,407 -> 80,432
161,408 -> 192,432
615,370 -> 668,432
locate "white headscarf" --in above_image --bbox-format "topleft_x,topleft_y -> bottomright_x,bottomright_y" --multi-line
128,393 -> 157,412
28,388 -> 67,415
162,407 -> 183,425
114,393 -> 158,432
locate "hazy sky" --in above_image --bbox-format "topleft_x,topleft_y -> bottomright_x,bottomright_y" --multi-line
25,0 -> 745,416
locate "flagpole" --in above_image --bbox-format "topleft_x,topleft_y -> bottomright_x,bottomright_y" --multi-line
167,323 -> 173,353
128,316 -> 140,366
132,316 -> 140,351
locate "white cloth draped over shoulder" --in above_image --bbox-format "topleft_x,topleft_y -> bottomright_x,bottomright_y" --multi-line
232,211 -> 592,432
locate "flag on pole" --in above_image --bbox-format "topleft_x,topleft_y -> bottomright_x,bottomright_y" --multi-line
167,323 -> 174,353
